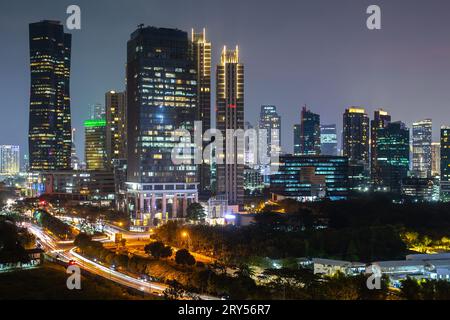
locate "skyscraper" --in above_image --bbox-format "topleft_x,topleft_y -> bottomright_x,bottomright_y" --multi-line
320,124 -> 338,156
192,29 -> 212,195
342,107 -> 370,167
216,46 -> 245,206
259,105 -> 281,160
441,127 -> 450,201
371,109 -> 391,182
126,26 -> 198,229
105,91 -> 127,166
84,119 -> 107,171
299,106 -> 320,155
90,103 -> 105,120
28,20 -> 72,171
0,145 -> 20,175
71,128 -> 80,170
431,142 -> 441,177
293,124 -> 301,156
375,121 -> 410,193
412,119 -> 433,178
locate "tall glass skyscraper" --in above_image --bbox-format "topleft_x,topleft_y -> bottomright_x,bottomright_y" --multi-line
28,20 -> 72,171
412,119 -> 433,178
371,109 -> 391,183
343,107 -> 370,167
299,106 -> 320,155
216,46 -> 245,206
259,105 -> 281,160
320,124 -> 338,156
440,127 -> 450,201
105,91 -> 127,166
84,119 -> 107,171
125,26 -> 198,229
375,121 -> 410,193
192,29 -> 212,195
293,124 -> 301,155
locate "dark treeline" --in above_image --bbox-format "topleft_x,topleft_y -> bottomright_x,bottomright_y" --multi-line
154,220 -> 406,264
34,210 -> 74,240
0,217 -> 34,263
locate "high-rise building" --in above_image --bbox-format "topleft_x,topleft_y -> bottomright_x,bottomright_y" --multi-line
192,29 -> 212,195
431,142 -> 441,177
412,119 -> 433,178
71,128 -> 80,170
216,46 -> 245,206
0,145 -> 20,175
371,109 -> 391,183
28,20 -> 72,171
105,91 -> 127,166
440,127 -> 450,201
271,155 -> 349,202
84,119 -> 107,171
90,103 -> 105,120
299,106 -> 320,155
375,121 -> 410,193
126,26 -> 198,229
259,105 -> 281,160
320,124 -> 338,156
293,124 -> 301,155
343,107 -> 370,168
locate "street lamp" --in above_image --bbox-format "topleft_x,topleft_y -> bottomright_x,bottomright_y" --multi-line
181,231 -> 191,250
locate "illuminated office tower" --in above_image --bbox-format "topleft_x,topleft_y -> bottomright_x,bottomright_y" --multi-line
343,107 -> 370,167
293,124 -> 301,155
0,145 -> 20,175
320,124 -> 338,156
441,127 -> 450,201
126,26 -> 198,229
71,128 -> 80,170
259,105 -> 281,160
84,119 -> 107,171
90,103 -> 105,120
216,46 -> 245,206
431,142 -> 441,177
105,91 -> 127,166
28,20 -> 72,171
192,29 -> 212,195
371,109 -> 391,183
299,106 -> 320,155
412,119 -> 433,178
375,121 -> 410,193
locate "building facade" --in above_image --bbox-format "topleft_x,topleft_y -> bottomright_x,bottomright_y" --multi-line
299,106 -> 321,155
271,155 -> 349,202
371,109 -> 391,183
441,127 -> 450,201
216,46 -> 245,206
375,121 -> 410,193
259,105 -> 281,160
84,119 -> 107,171
343,107 -> 370,168
0,145 -> 20,175
105,91 -> 127,167
192,29 -> 212,196
126,26 -> 198,229
320,124 -> 338,156
28,20 -> 72,171
431,142 -> 441,177
412,119 -> 433,178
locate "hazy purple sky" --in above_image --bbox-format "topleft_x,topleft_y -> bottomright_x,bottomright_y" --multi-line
2,0 -> 450,161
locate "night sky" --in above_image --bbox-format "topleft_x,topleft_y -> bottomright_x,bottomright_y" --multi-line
2,0 -> 450,161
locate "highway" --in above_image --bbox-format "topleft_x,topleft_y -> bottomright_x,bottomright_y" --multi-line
26,222 -> 217,300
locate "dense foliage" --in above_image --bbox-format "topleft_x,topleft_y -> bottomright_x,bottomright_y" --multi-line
34,210 -> 74,240
0,217 -> 34,263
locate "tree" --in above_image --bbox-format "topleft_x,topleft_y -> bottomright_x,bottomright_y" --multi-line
175,249 -> 196,266
144,241 -> 172,259
186,203 -> 206,222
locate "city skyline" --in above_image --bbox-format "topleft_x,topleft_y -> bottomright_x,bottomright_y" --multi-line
3,1 -> 450,161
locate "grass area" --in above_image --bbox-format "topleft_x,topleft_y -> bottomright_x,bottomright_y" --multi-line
0,262 -> 160,300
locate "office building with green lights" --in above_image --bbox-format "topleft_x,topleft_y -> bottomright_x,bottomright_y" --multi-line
84,119 -> 107,171
374,121 -> 410,193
